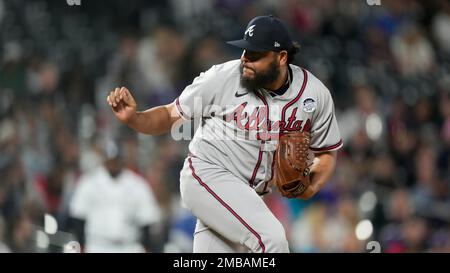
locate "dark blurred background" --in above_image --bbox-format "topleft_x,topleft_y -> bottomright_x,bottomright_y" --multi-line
0,0 -> 449,253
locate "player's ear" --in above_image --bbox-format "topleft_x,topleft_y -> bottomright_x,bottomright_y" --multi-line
278,50 -> 288,66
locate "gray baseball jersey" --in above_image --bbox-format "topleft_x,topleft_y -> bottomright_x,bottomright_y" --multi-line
174,59 -> 342,253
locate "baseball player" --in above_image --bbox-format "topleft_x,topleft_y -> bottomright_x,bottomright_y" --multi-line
107,15 -> 342,253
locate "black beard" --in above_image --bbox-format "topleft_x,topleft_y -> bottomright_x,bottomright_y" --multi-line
240,61 -> 280,92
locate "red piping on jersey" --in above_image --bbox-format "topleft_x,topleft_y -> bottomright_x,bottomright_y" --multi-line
249,148 -> 264,187
263,150 -> 277,193
257,69 -> 308,190
280,68 -> 308,124
175,97 -> 190,120
310,139 -> 343,152
249,92 -> 270,187
188,157 -> 266,253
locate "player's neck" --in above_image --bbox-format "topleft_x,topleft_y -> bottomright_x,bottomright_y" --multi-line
265,65 -> 289,91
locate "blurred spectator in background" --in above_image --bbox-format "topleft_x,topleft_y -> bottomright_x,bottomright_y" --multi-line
136,25 -> 187,107
68,139 -> 162,253
391,24 -> 436,77
6,207 -> 37,253
432,0 -> 450,56
0,216 -> 10,253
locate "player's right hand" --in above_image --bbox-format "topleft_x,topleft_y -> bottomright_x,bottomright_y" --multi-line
107,87 -> 137,123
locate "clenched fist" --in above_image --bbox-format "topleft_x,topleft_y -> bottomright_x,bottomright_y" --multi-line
107,87 -> 137,123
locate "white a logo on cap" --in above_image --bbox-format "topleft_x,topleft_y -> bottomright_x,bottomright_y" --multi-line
245,25 -> 255,37
274,42 -> 280,47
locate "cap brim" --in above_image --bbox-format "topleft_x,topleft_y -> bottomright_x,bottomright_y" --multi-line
226,39 -> 272,52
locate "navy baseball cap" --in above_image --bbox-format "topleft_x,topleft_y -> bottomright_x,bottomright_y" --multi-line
227,15 -> 294,52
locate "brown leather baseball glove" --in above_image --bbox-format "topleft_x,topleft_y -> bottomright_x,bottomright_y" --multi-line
272,131 -> 311,198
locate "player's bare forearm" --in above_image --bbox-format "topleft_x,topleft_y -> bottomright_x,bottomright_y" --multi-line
107,87 -> 182,135
298,150 -> 337,200
127,103 -> 181,135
